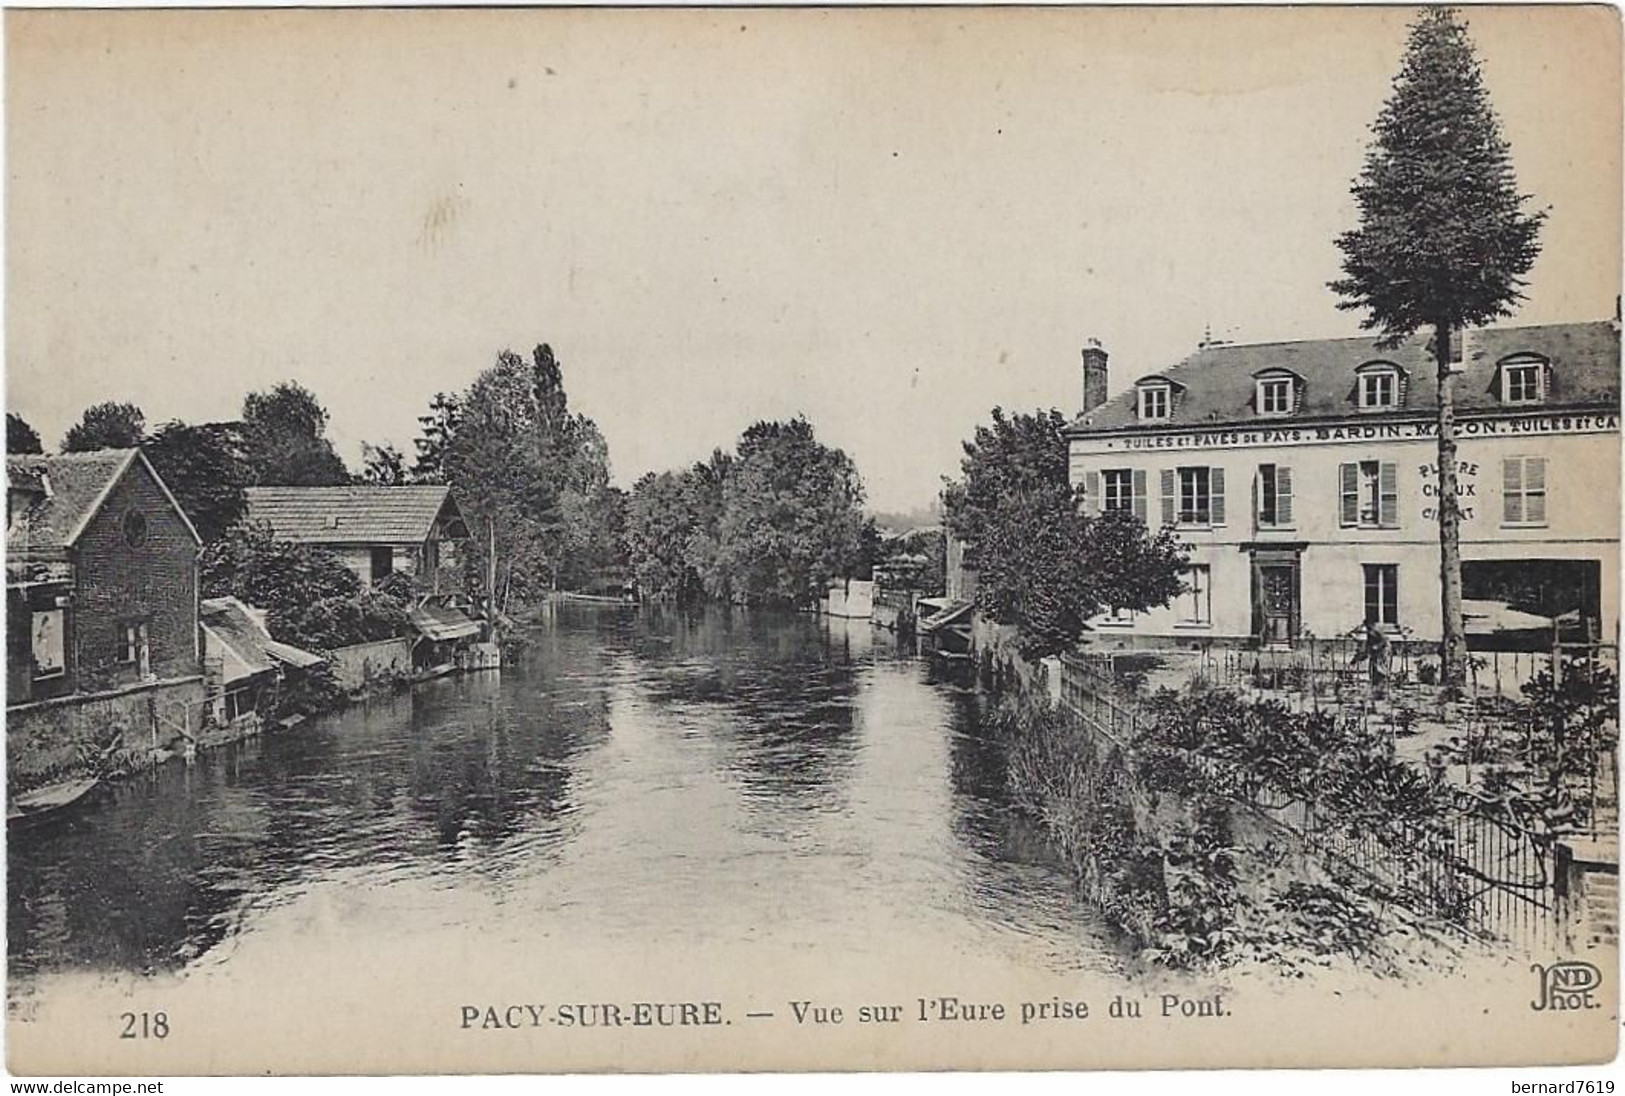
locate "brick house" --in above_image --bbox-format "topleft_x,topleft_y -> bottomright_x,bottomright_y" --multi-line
6,449 -> 206,788
242,485 -> 468,591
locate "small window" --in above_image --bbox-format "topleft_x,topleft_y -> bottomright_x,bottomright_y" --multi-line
1503,456 -> 1548,527
1138,385 -> 1171,421
1102,469 -> 1134,513
1359,371 -> 1397,409
1257,377 -> 1294,416
31,609 -> 65,680
1503,360 -> 1545,404
370,546 -> 395,582
122,509 -> 148,548
1363,564 -> 1399,628
119,620 -> 149,669
1179,565 -> 1212,626
1100,606 -> 1137,628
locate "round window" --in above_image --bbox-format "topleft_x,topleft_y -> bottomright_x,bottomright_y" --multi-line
122,509 -> 148,548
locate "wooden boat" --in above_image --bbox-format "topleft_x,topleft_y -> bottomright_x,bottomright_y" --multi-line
8,777 -> 101,828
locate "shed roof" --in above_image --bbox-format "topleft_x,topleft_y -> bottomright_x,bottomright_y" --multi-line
243,485 -> 467,546
202,596 -> 323,685
1070,321 -> 1621,435
6,448 -> 201,556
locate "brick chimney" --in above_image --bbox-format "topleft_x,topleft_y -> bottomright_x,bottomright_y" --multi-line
1081,340 -> 1109,414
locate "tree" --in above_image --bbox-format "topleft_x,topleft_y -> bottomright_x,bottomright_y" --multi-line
411,392 -> 462,484
717,417 -> 869,608
945,407 -> 1187,658
200,521 -> 410,651
242,382 -> 351,486
1331,7 -> 1545,688
6,413 -> 42,455
360,442 -> 410,486
62,401 -> 145,452
143,420 -> 252,542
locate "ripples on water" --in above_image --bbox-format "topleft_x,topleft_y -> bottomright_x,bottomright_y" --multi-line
8,605 -> 1123,1000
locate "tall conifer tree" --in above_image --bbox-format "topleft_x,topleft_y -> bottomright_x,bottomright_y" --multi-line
1331,8 -> 1544,687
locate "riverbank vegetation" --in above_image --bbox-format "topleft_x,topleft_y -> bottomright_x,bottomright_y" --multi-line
625,417 -> 878,608
988,692 -> 1472,976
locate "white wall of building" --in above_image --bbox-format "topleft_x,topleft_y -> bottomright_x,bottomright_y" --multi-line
1070,412 -> 1620,645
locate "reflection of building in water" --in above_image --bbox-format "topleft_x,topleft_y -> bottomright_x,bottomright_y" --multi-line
1064,322 -> 1621,647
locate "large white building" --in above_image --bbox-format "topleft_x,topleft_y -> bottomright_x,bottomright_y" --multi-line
1064,322 -> 1621,649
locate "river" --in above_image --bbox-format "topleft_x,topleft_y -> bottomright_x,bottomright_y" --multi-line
8,604 -> 1123,1018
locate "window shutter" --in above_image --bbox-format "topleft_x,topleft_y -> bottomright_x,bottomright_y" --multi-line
1527,457 -> 1546,524
1209,467 -> 1226,525
1132,469 -> 1148,522
1339,463 -> 1359,527
1160,469 -> 1177,527
1277,466 -> 1294,525
1503,457 -> 1524,524
1379,461 -> 1399,527
1082,470 -> 1101,516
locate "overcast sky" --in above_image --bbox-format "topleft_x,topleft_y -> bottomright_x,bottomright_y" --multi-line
7,7 -> 1620,512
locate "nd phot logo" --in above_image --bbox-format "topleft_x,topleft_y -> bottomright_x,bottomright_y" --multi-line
1530,961 -> 1603,1012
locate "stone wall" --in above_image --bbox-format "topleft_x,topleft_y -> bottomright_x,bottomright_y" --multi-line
327,637 -> 412,691
6,675 -> 204,793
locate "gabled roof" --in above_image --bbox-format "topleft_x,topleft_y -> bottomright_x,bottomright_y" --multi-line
1070,321 -> 1621,434
6,448 -> 201,555
243,485 -> 468,546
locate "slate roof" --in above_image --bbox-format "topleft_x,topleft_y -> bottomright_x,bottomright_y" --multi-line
1069,321 -> 1621,435
6,449 -> 201,557
243,485 -> 467,546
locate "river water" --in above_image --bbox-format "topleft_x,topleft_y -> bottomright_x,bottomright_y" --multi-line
8,605 -> 1123,1015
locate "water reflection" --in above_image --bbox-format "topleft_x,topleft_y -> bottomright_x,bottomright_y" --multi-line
9,604 -> 1121,1002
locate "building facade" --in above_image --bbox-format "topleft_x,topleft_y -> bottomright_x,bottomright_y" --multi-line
6,449 -> 207,789
1065,322 -> 1621,649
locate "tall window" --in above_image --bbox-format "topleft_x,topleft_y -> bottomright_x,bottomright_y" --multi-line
1138,385 -> 1171,421
1340,460 -> 1398,529
1179,467 -> 1211,525
1102,469 -> 1134,513
371,546 -> 395,582
1180,565 -> 1212,625
1363,564 -> 1399,628
1503,456 -> 1548,526
1503,361 -> 1544,404
31,609 -> 65,680
1359,370 -> 1397,409
1257,377 -> 1294,415
1257,464 -> 1294,528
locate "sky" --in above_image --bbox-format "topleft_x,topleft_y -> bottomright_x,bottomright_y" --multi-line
6,6 -> 1620,513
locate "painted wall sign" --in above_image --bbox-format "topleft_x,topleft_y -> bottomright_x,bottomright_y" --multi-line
1089,412 -> 1620,453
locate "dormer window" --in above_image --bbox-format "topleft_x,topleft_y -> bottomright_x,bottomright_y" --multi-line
1354,362 -> 1403,411
1501,356 -> 1546,404
1257,376 -> 1294,416
1138,384 -> 1171,422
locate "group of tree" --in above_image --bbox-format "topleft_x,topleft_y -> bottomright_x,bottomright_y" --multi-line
410,344 -> 627,611
626,417 -> 879,609
7,383 -> 353,543
944,408 -> 1188,659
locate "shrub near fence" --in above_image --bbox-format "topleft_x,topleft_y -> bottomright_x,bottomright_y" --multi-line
1057,651 -> 1580,951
